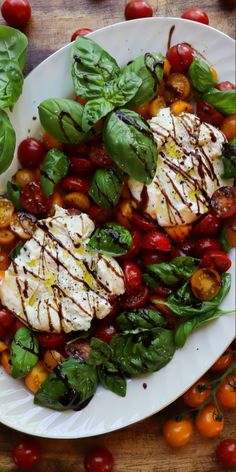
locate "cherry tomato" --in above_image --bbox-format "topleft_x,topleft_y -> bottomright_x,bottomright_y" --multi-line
119,230 -> 142,261
195,405 -> 224,438
94,323 -> 116,344
142,231 -> 172,252
216,439 -> 236,468
0,198 -> 14,229
10,211 -> 36,240
123,261 -> 142,293
1,0 -> 31,27
183,377 -> 210,407
89,144 -> 113,168
20,181 -> 51,215
211,348 -> 233,371
37,332 -> 67,349
63,143 -> 89,157
194,237 -> 221,257
125,1 -> 153,20
166,43 -> 194,73
181,7 -> 209,24
64,340 -> 91,361
18,138 -> 45,169
0,248 -> 10,271
0,229 -> 15,245
220,114 -> 236,141
163,418 -> 193,447
89,205 -> 112,224
61,176 -> 89,193
197,100 -> 224,126
12,439 -> 41,469
201,249 -> 231,272
14,169 -> 35,187
141,250 -> 166,266
193,213 -> 222,236
164,73 -> 191,104
216,374 -> 236,408
190,267 -> 221,301
84,447 -> 114,472
210,187 -> 236,219
132,212 -> 157,231
216,81 -> 236,91
120,286 -> 149,309
71,28 -> 92,41
69,157 -> 94,175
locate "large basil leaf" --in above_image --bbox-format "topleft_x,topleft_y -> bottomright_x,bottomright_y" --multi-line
88,338 -> 113,366
0,109 -> 16,174
117,308 -> 168,331
40,149 -> 69,196
10,327 -> 39,379
71,36 -> 119,99
143,256 -> 199,287
34,358 -> 98,411
221,138 -> 236,180
124,52 -> 164,107
0,25 -> 28,70
0,60 -> 24,109
7,181 -> 22,210
38,98 -> 92,144
88,223 -> 132,256
88,167 -> 124,209
189,59 -> 216,93
103,109 -> 157,184
203,88 -> 236,115
98,363 -> 127,397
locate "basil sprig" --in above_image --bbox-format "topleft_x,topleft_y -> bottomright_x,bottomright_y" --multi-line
40,149 -> 69,196
7,181 -> 22,210
88,167 -> 124,209
221,138 -> 236,180
143,256 -> 200,287
0,109 -> 16,174
10,327 -> 39,379
203,88 -> 236,115
88,223 -> 132,256
189,59 -> 216,93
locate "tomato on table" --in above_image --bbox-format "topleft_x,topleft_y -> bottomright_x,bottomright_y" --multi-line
1,0 -> 31,27
216,439 -> 236,468
201,249 -> 231,272
37,332 -> 67,349
71,28 -> 92,41
84,447 -> 114,472
211,347 -> 233,371
163,418 -> 193,447
124,1 -> 153,20
181,7 -> 209,24
183,377 -> 210,407
12,439 -> 41,469
192,213 -> 222,236
216,374 -> 236,408
210,186 -> 236,219
94,323 -> 116,344
18,138 -> 46,169
195,405 -> 224,438
166,43 -> 194,73
20,181 -> 52,215
190,267 -> 221,301
197,100 -> 224,126
123,261 -> 142,293
194,237 -> 221,257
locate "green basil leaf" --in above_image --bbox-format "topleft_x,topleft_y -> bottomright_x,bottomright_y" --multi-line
218,226 -> 232,252
124,52 -> 164,107
203,88 -> 236,115
189,59 -> 216,93
88,337 -> 113,366
103,109 -> 157,184
104,71 -> 142,107
171,256 -> 200,278
38,98 -> 92,144
98,363 -> 127,397
0,109 -> 16,174
88,167 -> 124,209
143,256 -> 199,287
10,327 -> 39,379
221,138 -> 236,179
34,358 -> 98,411
40,149 -> 69,196
117,309 -> 168,331
7,180 -> 22,210
0,60 -> 24,109
88,223 -> 132,256
82,97 -> 114,132
9,241 -> 24,260
0,25 -> 28,70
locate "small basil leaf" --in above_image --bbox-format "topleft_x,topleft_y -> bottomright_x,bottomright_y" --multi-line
0,109 -> 16,175
88,223 -> 132,256
7,181 -> 22,210
0,25 -> 28,70
9,241 -> 24,260
117,309 -> 167,331
98,363 -> 127,397
88,167 -> 124,210
10,327 -> 39,379
103,109 -> 157,184
38,98 -> 92,144
40,149 -> 69,197
88,337 -> 113,366
82,97 -> 114,132
0,60 -> 24,109
202,88 -> 236,115
104,71 -> 142,107
189,59 -> 216,93
171,256 -> 200,278
221,138 -> 236,179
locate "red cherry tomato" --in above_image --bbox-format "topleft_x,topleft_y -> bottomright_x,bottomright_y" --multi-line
119,230 -> 142,260
71,28 -> 92,41
89,145 -> 113,168
216,439 -> 236,468
84,447 -> 114,472
141,250 -> 166,265
63,143 -> 89,157
181,8 -> 209,24
37,332 -> 67,349
125,1 -> 153,20
192,213 -> 222,236
89,205 -> 113,224
1,0 -> 31,27
123,261 -> 142,293
197,100 -> 224,126
166,43 -> 194,73
194,237 -> 221,257
94,323 -> 116,344
18,138 -> 46,169
201,249 -> 231,272
12,439 -> 41,469
20,181 -> 51,215
61,176 -> 89,193
69,157 -> 94,175
120,286 -> 149,309
216,81 -> 236,91
0,305 -> 15,338
132,211 -> 157,231
142,231 -> 172,252
210,187 -> 236,219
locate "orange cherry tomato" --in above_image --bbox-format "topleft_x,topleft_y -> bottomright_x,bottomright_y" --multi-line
24,361 -> 48,394
170,100 -> 194,116
149,97 -> 166,117
43,132 -> 62,151
164,73 -> 191,104
220,114 -> 236,141
163,418 -> 193,447
195,405 -> 224,438
216,374 -> 236,408
116,200 -> 133,229
14,169 -> 36,187
0,229 -> 15,245
183,377 -> 210,407
64,192 -> 90,212
190,268 -> 221,301
211,348 -> 233,371
0,198 -> 14,229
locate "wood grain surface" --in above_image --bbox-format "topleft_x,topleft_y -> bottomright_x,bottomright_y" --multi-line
0,1 -> 235,471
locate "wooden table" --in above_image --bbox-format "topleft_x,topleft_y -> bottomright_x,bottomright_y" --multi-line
0,1 -> 235,470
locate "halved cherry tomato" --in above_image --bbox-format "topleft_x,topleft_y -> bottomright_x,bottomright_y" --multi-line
190,267 -> 221,301
64,340 -> 91,361
142,231 -> 172,251
163,418 -> 193,447
211,348 -> 233,371
10,211 -> 36,240
216,439 -> 236,468
183,377 -> 210,407
123,261 -> 142,293
210,187 -> 236,219
170,100 -> 194,115
220,114 -> 236,141
195,405 -> 224,438
194,237 -> 221,257
94,323 -> 117,344
201,249 -> 231,272
84,447 -> 114,472
216,81 -> 236,91
1,0 -> 31,27
37,332 -> 67,349
124,1 -> 153,20
149,97 -> 166,117
164,225 -> 192,242
20,181 -> 51,215
197,100 -> 224,126
216,374 -> 236,408
0,248 -> 10,271
12,439 -> 41,469
120,286 -> 149,309
0,229 -> 15,245
61,176 -> 89,193
181,7 -> 209,24
70,28 -> 92,41
132,212 -> 157,231
192,213 -> 222,236
164,73 -> 191,104
89,144 -> 113,168
119,229 -> 142,260
63,143 -> 89,157
18,138 -> 45,169
64,192 -> 90,211
24,361 -> 48,394
141,250 -> 166,266
69,157 -> 94,175
14,169 -> 36,187
43,132 -> 62,151
0,198 -> 14,228
89,205 -> 112,224
166,43 -> 194,73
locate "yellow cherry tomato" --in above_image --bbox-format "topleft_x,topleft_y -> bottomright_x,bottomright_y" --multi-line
163,418 -> 193,447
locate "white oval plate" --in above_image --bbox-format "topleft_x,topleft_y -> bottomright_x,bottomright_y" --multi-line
0,17 -> 235,439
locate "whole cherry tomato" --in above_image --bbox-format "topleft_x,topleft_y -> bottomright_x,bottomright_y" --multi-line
20,181 -> 51,215
142,231 -> 172,251
220,114 -> 236,141
192,213 -> 222,236
18,138 -> 46,169
125,1 -> 153,20
194,237 -> 221,257
190,267 -> 221,301
61,176 -> 89,193
141,250 -> 166,266
120,286 -> 149,309
123,261 -> 142,293
183,377 -> 210,407
12,439 -> 41,469
197,100 -> 224,126
211,348 -> 233,371
89,145 -> 113,168
216,439 -> 236,468
94,323 -> 116,344
216,374 -> 236,408
181,7 -> 209,24
1,0 -> 31,27
71,28 -> 92,41
166,43 -> 194,73
210,187 -> 236,219
89,205 -> 112,224
201,249 -> 231,272
69,157 -> 94,175
84,447 -> 114,472
163,418 -> 193,447
132,212 -> 157,231
195,405 -> 224,438
119,230 -> 142,260
37,332 -> 67,349
216,81 -> 236,91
